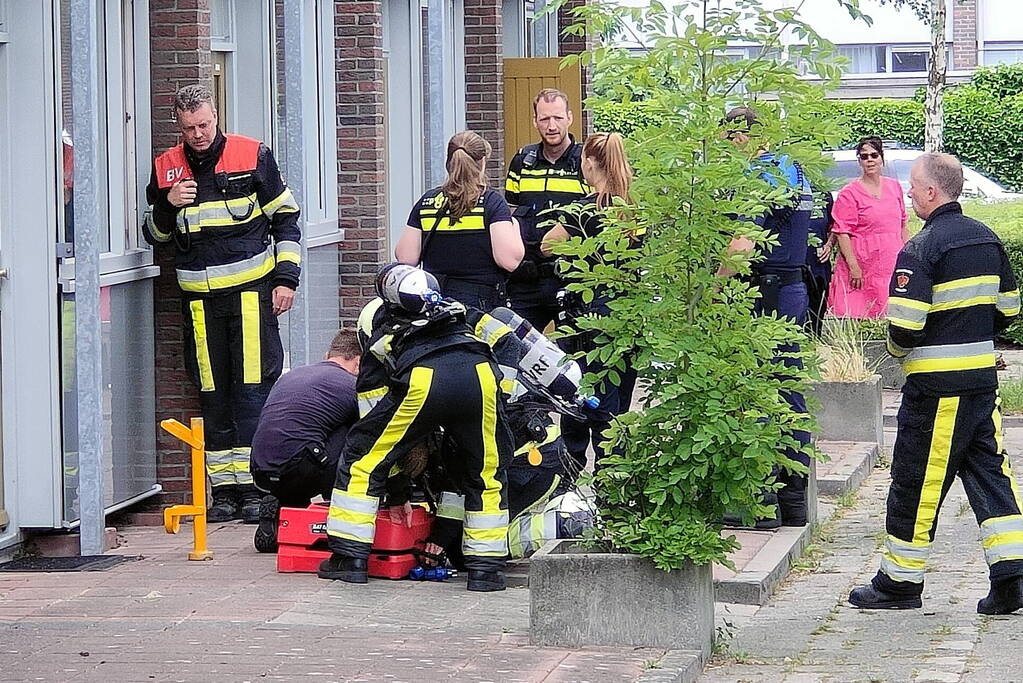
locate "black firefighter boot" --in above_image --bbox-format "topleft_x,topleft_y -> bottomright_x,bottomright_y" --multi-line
253,495 -> 281,553
238,485 -> 262,524
207,485 -> 240,522
849,577 -> 922,610
978,576 -> 1023,615
467,570 -> 507,592
317,554 -> 368,583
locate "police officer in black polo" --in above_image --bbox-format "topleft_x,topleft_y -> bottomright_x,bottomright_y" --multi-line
719,107 -> 814,528
505,88 -> 589,330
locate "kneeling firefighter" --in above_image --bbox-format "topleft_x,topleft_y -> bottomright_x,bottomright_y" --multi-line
318,263 -> 515,592
423,306 -> 598,563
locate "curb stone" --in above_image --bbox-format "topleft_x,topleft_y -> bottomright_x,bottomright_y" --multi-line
714,502 -> 835,605
636,650 -> 705,683
816,440 -> 879,497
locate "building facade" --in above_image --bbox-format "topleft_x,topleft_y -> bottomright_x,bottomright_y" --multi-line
0,0 -> 587,550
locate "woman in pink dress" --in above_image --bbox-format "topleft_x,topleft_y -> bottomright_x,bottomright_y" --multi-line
828,137 -> 909,318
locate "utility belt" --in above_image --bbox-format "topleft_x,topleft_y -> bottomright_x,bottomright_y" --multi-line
748,268 -> 805,316
434,274 -> 508,308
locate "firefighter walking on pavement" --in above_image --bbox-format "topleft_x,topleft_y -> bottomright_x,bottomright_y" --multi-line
505,88 -> 589,330
143,84 -> 302,524
849,153 -> 1023,615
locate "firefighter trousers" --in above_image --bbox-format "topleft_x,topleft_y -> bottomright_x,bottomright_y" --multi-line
326,348 -> 512,572
875,389 -> 1023,596
182,281 -> 284,489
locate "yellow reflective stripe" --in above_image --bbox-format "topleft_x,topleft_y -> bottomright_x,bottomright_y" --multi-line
882,551 -> 927,570
888,317 -> 926,332
506,177 -> 520,193
275,239 -> 302,265
929,295 -> 999,313
348,366 -> 433,496
903,354 -> 996,375
262,188 -> 300,217
518,178 -> 548,192
475,361 -> 504,518
144,209 -> 172,241
887,337 -> 909,358
421,214 -> 486,232
888,296 -> 930,311
473,317 -> 512,346
180,195 -> 264,231
982,530 -> 1023,549
189,300 -> 215,391
546,178 -> 587,193
913,396 -> 959,544
463,525 -> 507,542
998,290 -> 1021,315
207,252 -> 276,291
931,275 -> 1000,292
241,291 -> 261,384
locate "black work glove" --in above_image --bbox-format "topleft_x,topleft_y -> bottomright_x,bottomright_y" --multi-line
509,259 -> 538,283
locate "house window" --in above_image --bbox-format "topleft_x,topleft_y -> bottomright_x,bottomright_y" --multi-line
892,49 -> 928,73
982,43 -> 1023,66
837,45 -> 888,74
58,0 -> 152,272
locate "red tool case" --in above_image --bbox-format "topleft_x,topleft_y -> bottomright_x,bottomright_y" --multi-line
276,502 -> 434,579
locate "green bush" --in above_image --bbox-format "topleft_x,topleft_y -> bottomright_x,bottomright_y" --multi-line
591,100 -> 666,139
971,64 -> 1023,99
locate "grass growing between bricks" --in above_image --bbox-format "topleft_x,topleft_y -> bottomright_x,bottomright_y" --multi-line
998,379 -> 1023,414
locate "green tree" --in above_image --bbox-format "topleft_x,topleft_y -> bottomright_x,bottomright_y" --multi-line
553,0 -> 852,570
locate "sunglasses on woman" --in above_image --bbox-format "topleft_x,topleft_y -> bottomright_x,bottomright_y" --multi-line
858,152 -> 881,160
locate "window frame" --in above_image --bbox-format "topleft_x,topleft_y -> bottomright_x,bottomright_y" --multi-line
890,46 -> 929,74
57,0 -> 153,281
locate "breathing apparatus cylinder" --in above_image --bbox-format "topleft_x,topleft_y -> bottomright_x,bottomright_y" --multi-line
375,262 -> 443,313
489,307 -> 599,409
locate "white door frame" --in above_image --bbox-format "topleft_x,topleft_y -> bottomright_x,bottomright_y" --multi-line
0,2 -> 64,547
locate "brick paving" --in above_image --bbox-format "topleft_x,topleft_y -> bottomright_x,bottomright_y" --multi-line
0,522 -> 661,682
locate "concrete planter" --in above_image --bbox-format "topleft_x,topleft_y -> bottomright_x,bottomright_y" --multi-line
810,374 -> 884,445
529,540 -> 714,657
864,340 -> 905,390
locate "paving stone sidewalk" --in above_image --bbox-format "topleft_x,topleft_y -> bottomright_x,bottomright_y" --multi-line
0,524 -> 662,682
704,427 -> 1023,683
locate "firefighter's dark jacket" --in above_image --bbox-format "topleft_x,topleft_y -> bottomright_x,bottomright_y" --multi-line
142,131 -> 302,296
887,201 -> 1021,397
354,298 -> 525,418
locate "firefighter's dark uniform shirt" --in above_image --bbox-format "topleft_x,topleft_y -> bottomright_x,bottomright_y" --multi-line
886,201 -> 1021,398
250,361 -> 358,475
406,187 -> 512,286
143,130 -> 302,296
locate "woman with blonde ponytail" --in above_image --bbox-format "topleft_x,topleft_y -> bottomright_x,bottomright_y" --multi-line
395,131 -> 523,310
540,132 -> 640,476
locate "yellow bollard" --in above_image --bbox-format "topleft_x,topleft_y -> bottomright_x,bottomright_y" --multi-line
161,417 -> 214,561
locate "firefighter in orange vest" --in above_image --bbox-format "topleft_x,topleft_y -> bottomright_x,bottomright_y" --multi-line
142,84 -> 302,523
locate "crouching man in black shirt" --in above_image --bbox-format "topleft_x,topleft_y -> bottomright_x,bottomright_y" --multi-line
250,330 -> 361,552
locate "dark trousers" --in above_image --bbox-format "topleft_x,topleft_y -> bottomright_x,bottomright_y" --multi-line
326,348 -> 513,572
182,281 -> 284,488
561,359 -> 638,477
253,444 -> 341,509
874,389 -> 1023,596
508,276 -> 561,332
805,272 -> 831,340
755,280 -> 811,525
439,278 -> 508,313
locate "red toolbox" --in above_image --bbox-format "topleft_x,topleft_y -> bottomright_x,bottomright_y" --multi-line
276,502 -> 434,579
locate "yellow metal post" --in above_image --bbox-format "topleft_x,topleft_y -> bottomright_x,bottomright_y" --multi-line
161,417 -> 214,561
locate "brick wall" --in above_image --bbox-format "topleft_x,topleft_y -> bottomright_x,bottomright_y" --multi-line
149,0 -> 212,507
952,0 -> 978,71
335,0 -> 389,325
558,0 -> 591,134
463,0 -> 504,187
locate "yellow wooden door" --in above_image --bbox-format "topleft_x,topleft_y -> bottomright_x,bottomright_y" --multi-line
502,58 -> 583,168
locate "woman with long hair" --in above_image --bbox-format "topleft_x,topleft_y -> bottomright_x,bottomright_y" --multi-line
827,136 -> 909,318
541,132 -> 638,476
395,131 -> 523,310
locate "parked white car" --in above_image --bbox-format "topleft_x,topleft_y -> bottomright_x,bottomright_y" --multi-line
824,148 -> 1023,202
